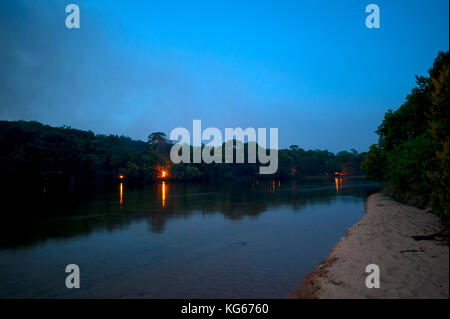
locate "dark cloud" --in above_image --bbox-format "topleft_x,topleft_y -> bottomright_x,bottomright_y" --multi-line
0,1 -> 203,139
2,1 -> 447,152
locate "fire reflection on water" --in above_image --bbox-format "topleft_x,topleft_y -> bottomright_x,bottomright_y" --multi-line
162,181 -> 166,207
120,182 -> 123,207
335,177 -> 343,192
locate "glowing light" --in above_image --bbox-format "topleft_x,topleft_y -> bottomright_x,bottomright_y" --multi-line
161,170 -> 167,178
118,175 -> 124,180
162,181 -> 166,207
119,182 -> 123,206
335,177 -> 339,192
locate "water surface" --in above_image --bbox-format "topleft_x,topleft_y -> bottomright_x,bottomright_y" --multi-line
0,177 -> 380,298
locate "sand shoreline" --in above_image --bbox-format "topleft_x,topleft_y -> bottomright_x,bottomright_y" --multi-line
289,193 -> 449,299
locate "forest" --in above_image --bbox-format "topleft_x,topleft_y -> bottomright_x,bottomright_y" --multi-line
0,120 -> 366,192
362,51 -> 449,222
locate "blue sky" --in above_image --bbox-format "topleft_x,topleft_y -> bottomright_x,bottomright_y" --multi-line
1,0 -> 448,152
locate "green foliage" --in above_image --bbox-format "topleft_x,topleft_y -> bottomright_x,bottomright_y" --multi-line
428,52 -> 449,221
386,134 -> 437,195
0,121 -> 154,188
363,51 -> 449,222
1,121 -> 367,189
147,132 -> 167,145
376,76 -> 430,153
362,144 -> 385,181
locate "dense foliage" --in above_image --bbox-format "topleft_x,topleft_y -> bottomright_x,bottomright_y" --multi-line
362,51 -> 449,222
1,120 -> 366,191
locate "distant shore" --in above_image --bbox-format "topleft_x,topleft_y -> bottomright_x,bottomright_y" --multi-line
289,193 -> 449,299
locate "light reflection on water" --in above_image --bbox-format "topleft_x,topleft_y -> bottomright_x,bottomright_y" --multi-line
119,182 -> 123,207
162,181 -> 166,208
0,178 -> 381,298
334,177 -> 344,192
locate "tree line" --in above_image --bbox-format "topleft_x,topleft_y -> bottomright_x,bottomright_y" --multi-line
362,51 -> 449,222
0,120 -> 366,191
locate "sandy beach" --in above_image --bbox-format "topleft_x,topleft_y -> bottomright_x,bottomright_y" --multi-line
289,193 -> 449,299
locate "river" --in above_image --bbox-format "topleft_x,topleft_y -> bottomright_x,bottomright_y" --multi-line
0,177 -> 381,298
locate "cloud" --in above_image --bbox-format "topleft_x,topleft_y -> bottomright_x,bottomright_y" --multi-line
0,1 -> 207,139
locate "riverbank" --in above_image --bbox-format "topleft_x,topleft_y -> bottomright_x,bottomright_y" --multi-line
289,193 -> 449,299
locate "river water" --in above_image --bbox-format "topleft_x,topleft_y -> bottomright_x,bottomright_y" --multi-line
0,177 -> 381,298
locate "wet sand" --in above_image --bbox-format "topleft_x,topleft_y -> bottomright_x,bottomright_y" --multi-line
289,193 -> 449,299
